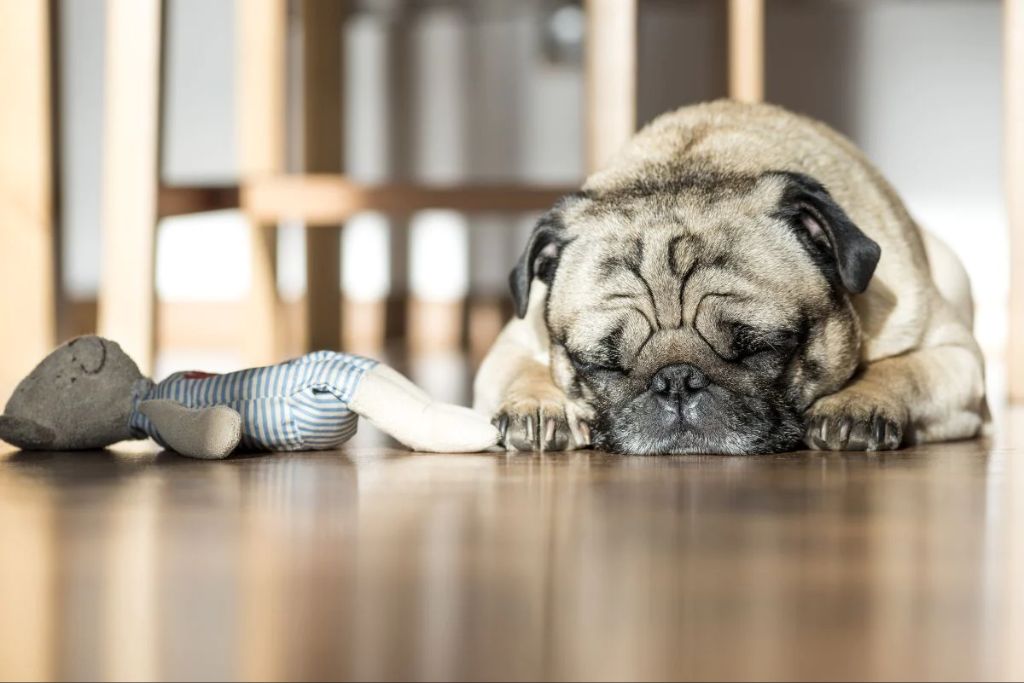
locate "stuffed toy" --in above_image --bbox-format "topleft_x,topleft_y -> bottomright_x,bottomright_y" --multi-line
0,336 -> 499,458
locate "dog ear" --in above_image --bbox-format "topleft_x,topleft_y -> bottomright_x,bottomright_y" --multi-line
509,198 -> 576,318
0,415 -> 56,450
771,171 -> 881,294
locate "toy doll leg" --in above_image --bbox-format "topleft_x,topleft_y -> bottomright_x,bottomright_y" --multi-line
349,365 -> 499,452
137,400 -> 242,459
364,364 -> 431,402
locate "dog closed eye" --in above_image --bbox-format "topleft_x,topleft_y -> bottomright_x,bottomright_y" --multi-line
566,350 -> 627,377
730,324 -> 799,360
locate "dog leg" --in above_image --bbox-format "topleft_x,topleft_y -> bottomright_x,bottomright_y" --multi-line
805,306 -> 985,450
474,285 -> 592,451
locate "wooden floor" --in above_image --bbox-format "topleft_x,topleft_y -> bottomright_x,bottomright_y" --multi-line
1,414 -> 1023,681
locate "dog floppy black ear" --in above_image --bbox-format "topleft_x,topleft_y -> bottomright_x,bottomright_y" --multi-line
509,200 -> 575,318
771,171 -> 881,294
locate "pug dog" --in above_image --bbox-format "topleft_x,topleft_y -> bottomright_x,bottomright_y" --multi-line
474,100 -> 986,454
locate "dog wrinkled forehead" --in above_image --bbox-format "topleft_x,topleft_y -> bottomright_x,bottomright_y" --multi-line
548,176 -> 831,332
558,170 -> 799,259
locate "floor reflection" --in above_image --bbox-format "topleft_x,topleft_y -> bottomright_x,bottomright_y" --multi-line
0,436 -> 1021,680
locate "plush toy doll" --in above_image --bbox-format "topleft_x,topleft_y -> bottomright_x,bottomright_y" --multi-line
0,336 -> 500,459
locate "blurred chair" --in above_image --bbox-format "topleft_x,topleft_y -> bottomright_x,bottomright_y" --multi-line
97,0 -> 588,374
236,0 -> 583,366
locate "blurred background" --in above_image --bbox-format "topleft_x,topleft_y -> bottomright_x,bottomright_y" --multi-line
0,0 -> 1016,416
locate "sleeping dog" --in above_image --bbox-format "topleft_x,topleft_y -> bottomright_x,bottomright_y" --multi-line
474,100 -> 985,454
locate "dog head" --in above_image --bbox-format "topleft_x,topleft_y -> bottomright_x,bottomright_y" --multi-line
510,170 -> 879,454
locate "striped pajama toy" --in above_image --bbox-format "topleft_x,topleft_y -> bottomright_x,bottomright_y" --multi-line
129,351 -> 379,453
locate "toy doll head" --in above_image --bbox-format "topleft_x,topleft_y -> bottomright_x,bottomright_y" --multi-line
0,336 -> 144,450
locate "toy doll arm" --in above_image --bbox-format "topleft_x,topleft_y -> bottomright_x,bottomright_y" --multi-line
137,400 -> 242,459
349,365 -> 500,453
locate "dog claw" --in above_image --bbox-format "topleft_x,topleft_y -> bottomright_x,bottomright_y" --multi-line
492,402 -> 579,452
837,420 -> 851,449
578,421 -> 591,447
805,399 -> 906,452
491,413 -> 507,446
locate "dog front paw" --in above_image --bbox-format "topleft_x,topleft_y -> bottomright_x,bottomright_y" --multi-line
493,395 -> 592,452
804,391 -> 909,452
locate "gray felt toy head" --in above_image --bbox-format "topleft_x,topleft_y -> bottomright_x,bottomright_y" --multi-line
0,336 -> 145,450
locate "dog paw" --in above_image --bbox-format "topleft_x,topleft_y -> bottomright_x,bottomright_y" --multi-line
804,392 -> 908,451
493,396 -> 592,452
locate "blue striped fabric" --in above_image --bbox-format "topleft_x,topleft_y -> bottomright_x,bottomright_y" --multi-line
129,351 -> 378,453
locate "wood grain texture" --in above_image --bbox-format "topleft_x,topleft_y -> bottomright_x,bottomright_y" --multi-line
0,0 -> 56,401
584,0 -> 637,173
1008,0 -> 1024,401
728,0 -> 765,103
0,427 -> 1022,680
238,0 -> 287,365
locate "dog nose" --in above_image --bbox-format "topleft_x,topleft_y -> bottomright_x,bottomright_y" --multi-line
650,363 -> 709,398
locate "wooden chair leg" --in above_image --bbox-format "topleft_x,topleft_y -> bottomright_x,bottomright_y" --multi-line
584,0 -> 637,174
384,20 -> 413,349
238,0 -> 287,365
302,0 -> 344,352
0,0 -> 58,397
97,0 -> 164,374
